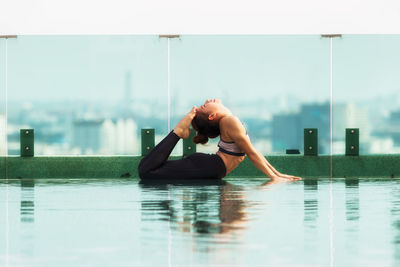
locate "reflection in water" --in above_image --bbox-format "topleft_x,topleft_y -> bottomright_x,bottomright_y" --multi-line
139,179 -> 249,264
139,179 -> 248,235
20,179 -> 35,223
2,178 -> 400,265
303,178 -> 318,227
391,180 -> 400,262
20,179 -> 35,257
344,178 -> 360,260
303,178 -> 319,254
345,178 -> 360,221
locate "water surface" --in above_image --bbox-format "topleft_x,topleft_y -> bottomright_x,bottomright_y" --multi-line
0,178 -> 399,266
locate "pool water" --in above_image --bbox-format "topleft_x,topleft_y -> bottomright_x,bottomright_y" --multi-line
0,178 -> 399,266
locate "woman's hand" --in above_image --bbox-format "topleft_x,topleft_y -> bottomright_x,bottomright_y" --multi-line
262,176 -> 298,186
268,173 -> 302,181
276,173 -> 302,181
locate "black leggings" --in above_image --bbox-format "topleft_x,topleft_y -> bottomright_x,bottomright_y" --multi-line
138,131 -> 227,180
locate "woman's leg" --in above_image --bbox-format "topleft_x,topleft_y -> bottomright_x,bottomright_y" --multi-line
138,106 -> 197,178
138,130 -> 180,175
140,152 -> 226,180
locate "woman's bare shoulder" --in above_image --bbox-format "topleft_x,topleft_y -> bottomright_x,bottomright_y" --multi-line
220,115 -> 241,125
220,115 -> 244,131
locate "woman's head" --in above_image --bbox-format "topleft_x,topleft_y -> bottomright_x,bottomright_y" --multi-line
191,110 -> 220,144
191,99 -> 232,144
191,99 -> 224,144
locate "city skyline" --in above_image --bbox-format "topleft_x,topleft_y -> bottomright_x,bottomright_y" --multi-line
1,95 -> 400,156
2,35 -> 400,156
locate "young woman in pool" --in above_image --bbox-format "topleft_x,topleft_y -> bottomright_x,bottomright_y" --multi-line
138,99 -> 302,182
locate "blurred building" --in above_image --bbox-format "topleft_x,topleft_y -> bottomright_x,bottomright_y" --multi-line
388,110 -> 400,146
272,113 -> 301,153
73,117 -> 138,155
73,119 -> 104,154
272,102 -> 330,153
0,113 -> 6,155
101,118 -> 138,154
272,102 -> 371,154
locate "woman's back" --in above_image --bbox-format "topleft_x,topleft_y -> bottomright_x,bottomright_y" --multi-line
216,115 -> 247,175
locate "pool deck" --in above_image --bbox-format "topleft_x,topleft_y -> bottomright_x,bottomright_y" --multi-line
1,154 -> 399,179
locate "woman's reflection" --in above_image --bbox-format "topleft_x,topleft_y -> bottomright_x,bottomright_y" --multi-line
139,179 -> 250,235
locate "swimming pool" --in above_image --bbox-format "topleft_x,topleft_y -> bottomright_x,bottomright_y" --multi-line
0,177 -> 399,266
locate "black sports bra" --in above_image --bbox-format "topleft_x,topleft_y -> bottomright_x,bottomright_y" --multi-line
217,134 -> 249,157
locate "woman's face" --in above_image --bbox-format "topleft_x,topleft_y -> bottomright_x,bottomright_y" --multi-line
197,99 -> 223,114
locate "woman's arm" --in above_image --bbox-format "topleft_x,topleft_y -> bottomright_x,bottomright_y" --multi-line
256,151 -> 302,180
223,116 -> 301,181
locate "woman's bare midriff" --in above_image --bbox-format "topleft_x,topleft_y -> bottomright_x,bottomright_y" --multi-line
216,151 -> 245,176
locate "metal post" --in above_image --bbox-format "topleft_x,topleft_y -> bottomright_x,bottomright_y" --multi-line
304,128 -> 318,156
141,128 -> 155,156
183,128 -> 196,156
20,129 -> 34,157
321,34 -> 342,175
159,35 -> 180,133
321,34 -> 342,267
345,128 -> 359,156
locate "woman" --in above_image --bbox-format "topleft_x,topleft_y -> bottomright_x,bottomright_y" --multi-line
138,99 -> 301,182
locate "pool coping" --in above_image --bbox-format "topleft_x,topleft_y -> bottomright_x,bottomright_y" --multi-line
1,155 -> 399,179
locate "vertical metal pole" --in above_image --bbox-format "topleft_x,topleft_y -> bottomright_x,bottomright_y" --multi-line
158,35 -> 179,267
0,36 -> 17,267
322,34 -> 342,267
5,39 -> 8,159
5,38 -> 9,267
167,38 -> 171,133
322,34 -> 341,267
321,34 -> 341,178
330,37 -> 333,178
159,35 -> 179,133
329,36 -> 334,267
0,36 -> 16,267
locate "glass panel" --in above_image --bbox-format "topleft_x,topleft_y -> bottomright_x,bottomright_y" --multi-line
170,35 -> 330,155
0,38 -> 6,157
7,36 -> 167,155
333,35 -> 400,154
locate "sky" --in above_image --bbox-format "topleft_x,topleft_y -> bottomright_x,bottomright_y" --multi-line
1,35 -> 400,111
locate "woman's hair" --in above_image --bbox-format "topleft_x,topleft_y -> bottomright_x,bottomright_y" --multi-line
191,111 -> 220,144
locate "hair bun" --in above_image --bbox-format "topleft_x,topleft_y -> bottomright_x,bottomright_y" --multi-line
191,111 -> 220,144
193,133 -> 208,144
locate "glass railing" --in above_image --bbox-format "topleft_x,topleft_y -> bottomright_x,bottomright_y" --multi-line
1,37 -> 9,156
170,35 -> 330,155
333,35 -> 400,154
5,35 -> 167,156
1,35 -> 399,156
